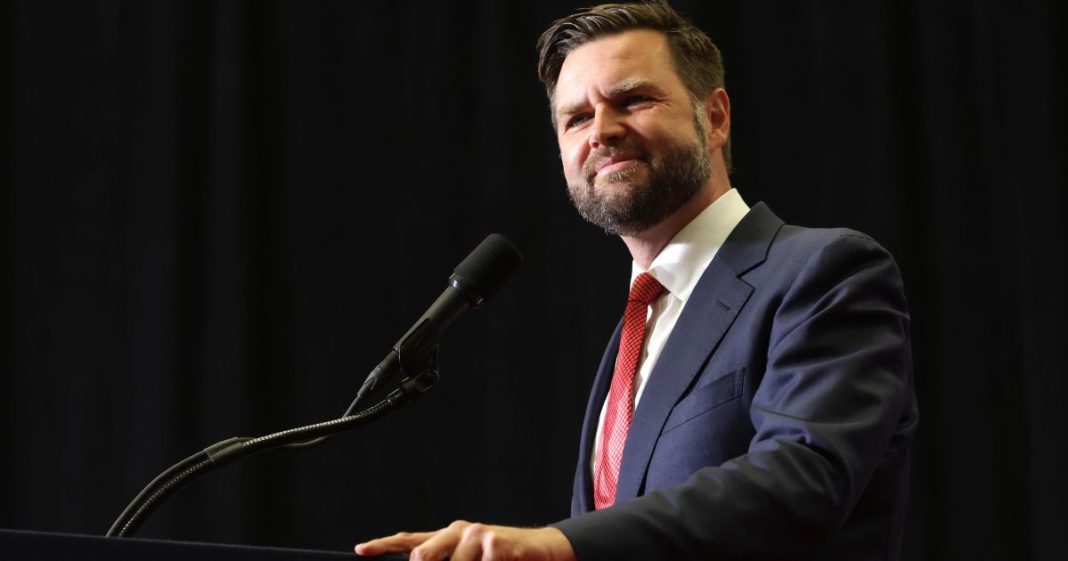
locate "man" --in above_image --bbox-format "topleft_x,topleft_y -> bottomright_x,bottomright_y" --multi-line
356,2 -> 917,560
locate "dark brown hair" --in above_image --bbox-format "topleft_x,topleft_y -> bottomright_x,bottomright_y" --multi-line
536,1 -> 731,171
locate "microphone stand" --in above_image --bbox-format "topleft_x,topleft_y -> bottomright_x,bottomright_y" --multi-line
106,353 -> 441,538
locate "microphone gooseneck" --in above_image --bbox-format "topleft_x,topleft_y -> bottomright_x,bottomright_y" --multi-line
106,234 -> 522,538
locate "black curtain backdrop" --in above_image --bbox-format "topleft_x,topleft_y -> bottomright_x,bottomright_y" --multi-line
2,1 -> 1065,559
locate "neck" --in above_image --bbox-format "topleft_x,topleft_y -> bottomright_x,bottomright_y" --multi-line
622,181 -> 730,269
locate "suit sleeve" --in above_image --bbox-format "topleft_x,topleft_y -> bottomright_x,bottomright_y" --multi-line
552,232 -> 915,560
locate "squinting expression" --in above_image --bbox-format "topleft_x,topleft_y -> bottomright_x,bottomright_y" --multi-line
553,29 -> 711,235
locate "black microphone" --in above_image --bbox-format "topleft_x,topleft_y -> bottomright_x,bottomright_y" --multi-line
352,233 -> 523,406
107,235 -> 522,538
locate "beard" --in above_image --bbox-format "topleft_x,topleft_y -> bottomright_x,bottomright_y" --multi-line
566,122 -> 712,237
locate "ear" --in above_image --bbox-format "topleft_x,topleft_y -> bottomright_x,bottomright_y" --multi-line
701,88 -> 731,150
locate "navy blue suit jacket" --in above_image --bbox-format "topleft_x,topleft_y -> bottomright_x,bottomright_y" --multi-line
554,203 -> 917,560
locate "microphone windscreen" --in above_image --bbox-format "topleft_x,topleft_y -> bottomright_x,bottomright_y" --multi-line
452,233 -> 523,301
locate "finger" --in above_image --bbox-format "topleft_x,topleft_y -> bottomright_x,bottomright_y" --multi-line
355,531 -> 437,556
409,521 -> 469,561
448,523 -> 488,561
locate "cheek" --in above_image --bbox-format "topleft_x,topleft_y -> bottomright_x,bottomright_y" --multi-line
560,142 -> 587,183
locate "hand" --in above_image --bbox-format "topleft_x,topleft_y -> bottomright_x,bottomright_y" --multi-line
355,520 -> 576,561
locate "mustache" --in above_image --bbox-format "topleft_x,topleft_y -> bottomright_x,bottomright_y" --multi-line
582,144 -> 652,182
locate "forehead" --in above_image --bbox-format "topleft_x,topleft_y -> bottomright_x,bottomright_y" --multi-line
554,29 -> 687,108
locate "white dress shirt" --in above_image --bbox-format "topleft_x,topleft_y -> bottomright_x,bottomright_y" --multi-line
592,188 -> 751,476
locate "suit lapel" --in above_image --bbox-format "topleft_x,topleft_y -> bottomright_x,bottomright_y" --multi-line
574,319 -> 623,514
614,203 -> 783,501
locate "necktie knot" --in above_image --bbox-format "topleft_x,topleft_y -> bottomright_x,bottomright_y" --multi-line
629,273 -> 666,307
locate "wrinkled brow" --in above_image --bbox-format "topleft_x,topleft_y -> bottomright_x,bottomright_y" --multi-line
555,79 -> 657,120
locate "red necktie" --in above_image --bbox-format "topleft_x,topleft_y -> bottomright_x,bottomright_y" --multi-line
593,272 -> 666,510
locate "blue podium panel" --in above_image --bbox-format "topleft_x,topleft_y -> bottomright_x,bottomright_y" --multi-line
1,528 -> 379,560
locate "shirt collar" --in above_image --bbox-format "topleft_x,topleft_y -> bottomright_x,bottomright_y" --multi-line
631,188 -> 750,302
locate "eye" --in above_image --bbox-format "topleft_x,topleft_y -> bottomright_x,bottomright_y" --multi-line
565,113 -> 591,130
624,95 -> 653,108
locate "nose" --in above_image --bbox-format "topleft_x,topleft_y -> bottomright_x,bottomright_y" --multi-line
589,107 -> 625,148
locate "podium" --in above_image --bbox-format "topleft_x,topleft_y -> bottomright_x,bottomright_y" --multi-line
1,528 -> 400,560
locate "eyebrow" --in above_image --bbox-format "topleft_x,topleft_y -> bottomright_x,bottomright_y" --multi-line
606,78 -> 656,99
555,79 -> 659,120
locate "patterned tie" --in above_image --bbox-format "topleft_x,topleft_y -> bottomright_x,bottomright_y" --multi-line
593,272 -> 666,510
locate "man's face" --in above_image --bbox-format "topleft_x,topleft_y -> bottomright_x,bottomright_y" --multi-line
553,29 -> 711,236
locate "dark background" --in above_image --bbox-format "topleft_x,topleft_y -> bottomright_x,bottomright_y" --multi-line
2,1 -> 1065,559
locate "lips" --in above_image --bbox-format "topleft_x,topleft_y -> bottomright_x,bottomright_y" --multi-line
595,154 -> 642,175
582,144 -> 651,185
587,150 -> 650,181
